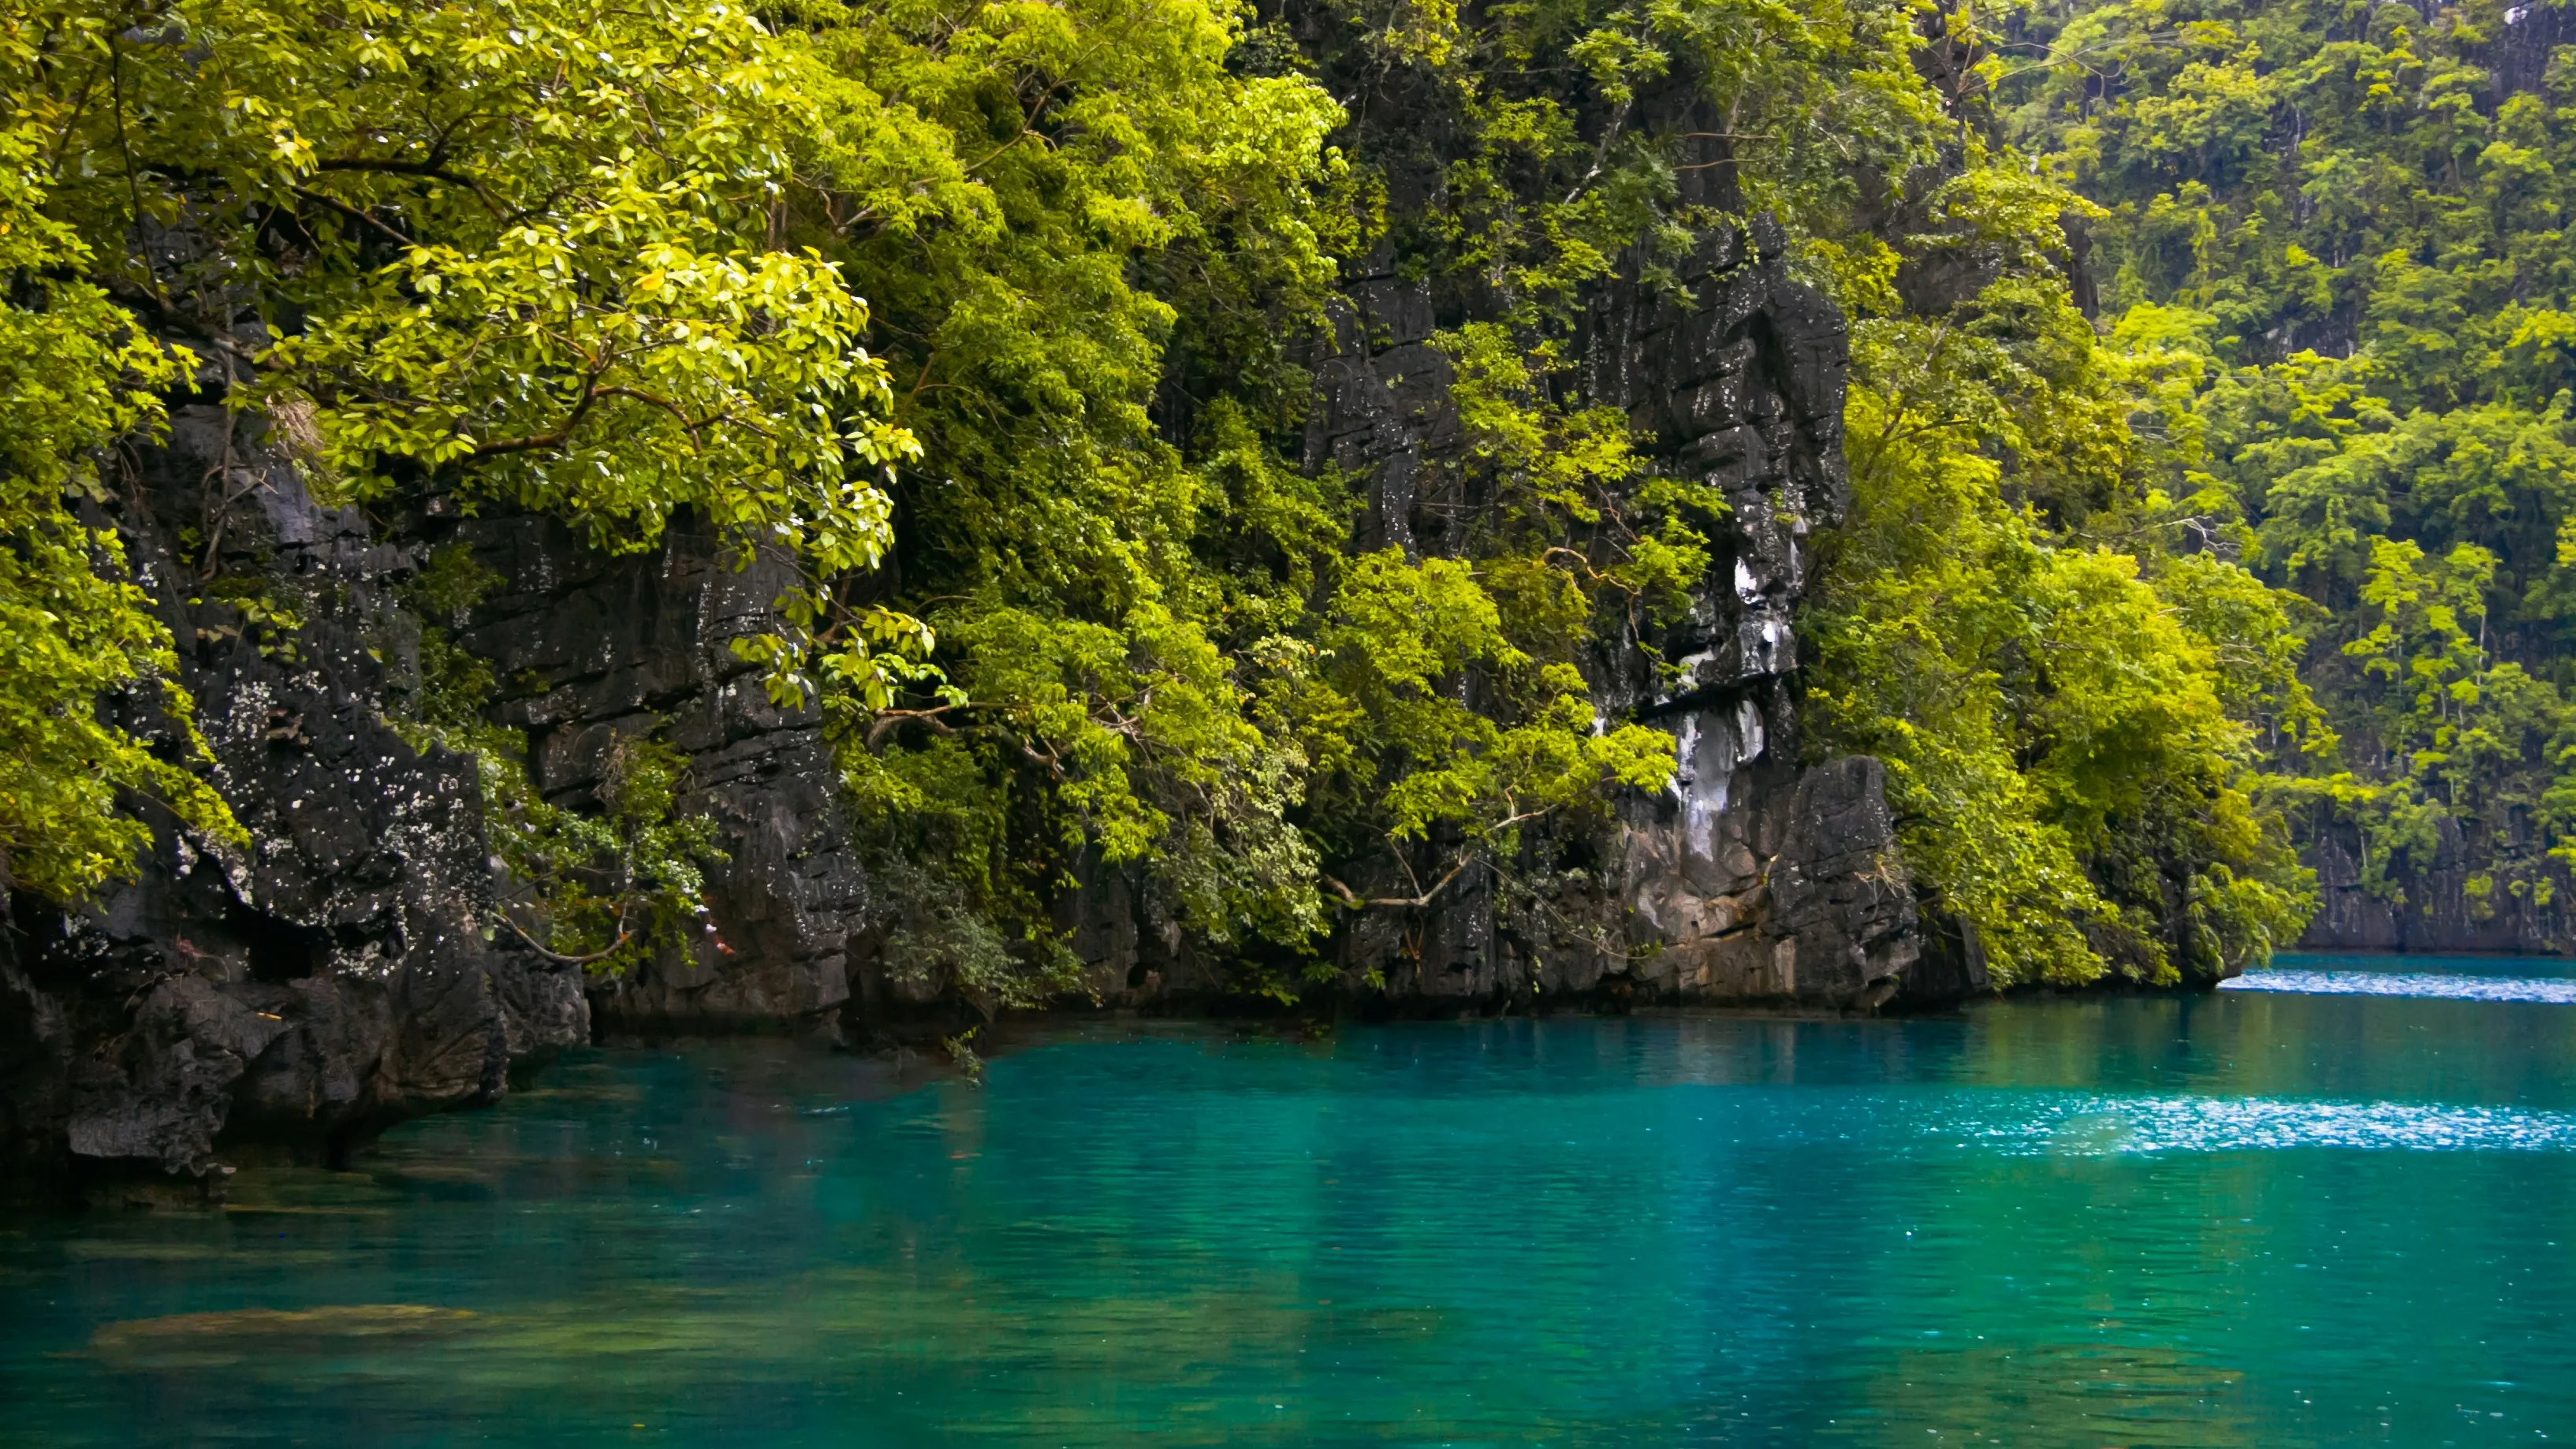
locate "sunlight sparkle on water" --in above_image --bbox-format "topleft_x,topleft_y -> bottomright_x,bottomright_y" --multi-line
1955,1090 -> 2576,1154
2223,969 -> 2576,1003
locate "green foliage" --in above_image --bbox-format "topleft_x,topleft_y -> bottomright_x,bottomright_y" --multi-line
1310,549 -> 1676,849
717,0 -> 1359,1000
1438,321 -> 1725,638
481,733 -> 729,974
2001,0 -> 2576,918
1808,305 -> 2317,983
1788,2 -> 2324,985
8,0 -> 915,904
0,108 -> 240,898
19,0 -> 915,568
807,0 -> 2325,996
6,0 -> 2345,996
1277,0 -> 2319,987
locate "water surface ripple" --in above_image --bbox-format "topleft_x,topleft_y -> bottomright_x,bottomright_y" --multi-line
6,961 -> 2576,1447
2223,969 -> 2576,1003
1953,1090 -> 2576,1153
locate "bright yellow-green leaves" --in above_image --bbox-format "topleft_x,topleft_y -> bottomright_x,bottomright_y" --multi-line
837,0 -> 2325,993
785,0 -> 1367,988
2004,0 -> 2576,918
1796,12 -> 2322,985
2343,537 -> 2500,778
1814,320 -> 2317,983
21,0 -> 925,654
1437,319 -> 1723,657
281,234 -> 900,561
0,116 -> 241,899
1310,550 -> 1675,849
8,0 -> 917,908
207,0 -> 911,566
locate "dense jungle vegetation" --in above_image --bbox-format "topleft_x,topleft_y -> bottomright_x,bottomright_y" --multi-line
2000,0 -> 2576,933
22,0 -> 2513,998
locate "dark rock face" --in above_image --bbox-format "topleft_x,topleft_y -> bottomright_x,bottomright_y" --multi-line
4,389 -> 879,1194
1642,754 -> 1922,1008
3,226 -> 1927,1197
443,517 -> 869,1027
1072,221 -> 1922,1011
2299,818 -> 2573,955
4,403 -> 587,1196
2496,1 -> 2571,101
1590,225 -> 1921,1008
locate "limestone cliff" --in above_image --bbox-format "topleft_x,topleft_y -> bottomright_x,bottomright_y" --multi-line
2298,818 -> 2575,956
1,233 -> 1930,1199
1153,217 -> 1923,1011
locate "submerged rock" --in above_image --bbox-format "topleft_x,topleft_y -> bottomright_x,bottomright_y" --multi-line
91,1305 -> 481,1368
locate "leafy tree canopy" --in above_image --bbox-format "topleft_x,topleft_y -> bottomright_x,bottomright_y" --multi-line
7,0 -> 2336,994
2002,0 -> 2576,926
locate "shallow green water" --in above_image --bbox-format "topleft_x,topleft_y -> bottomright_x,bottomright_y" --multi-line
9,958 -> 2576,1447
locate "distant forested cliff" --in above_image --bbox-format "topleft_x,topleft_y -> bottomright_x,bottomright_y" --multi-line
2003,0 -> 2576,950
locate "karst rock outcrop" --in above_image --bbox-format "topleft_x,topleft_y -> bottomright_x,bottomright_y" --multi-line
3,229 -> 1933,1200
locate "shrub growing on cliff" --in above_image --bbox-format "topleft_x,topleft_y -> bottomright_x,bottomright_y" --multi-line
1788,12 -> 2323,985
1806,297 -> 2320,982
0,111 -> 243,899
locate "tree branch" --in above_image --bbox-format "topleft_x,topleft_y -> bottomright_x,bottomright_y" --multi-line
1322,859 -> 1472,911
465,362 -> 613,458
865,702 -> 974,749
495,910 -> 632,965
290,185 -> 416,250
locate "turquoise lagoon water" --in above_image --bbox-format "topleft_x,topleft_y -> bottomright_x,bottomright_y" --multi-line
7,956 -> 2576,1446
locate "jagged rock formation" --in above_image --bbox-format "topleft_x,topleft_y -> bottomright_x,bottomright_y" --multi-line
444,516 -> 870,1027
1,386 -> 896,1194
1057,220 -> 1920,1010
3,400 -> 587,1197
1311,217 -> 1920,1007
2,233 -> 1929,1200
